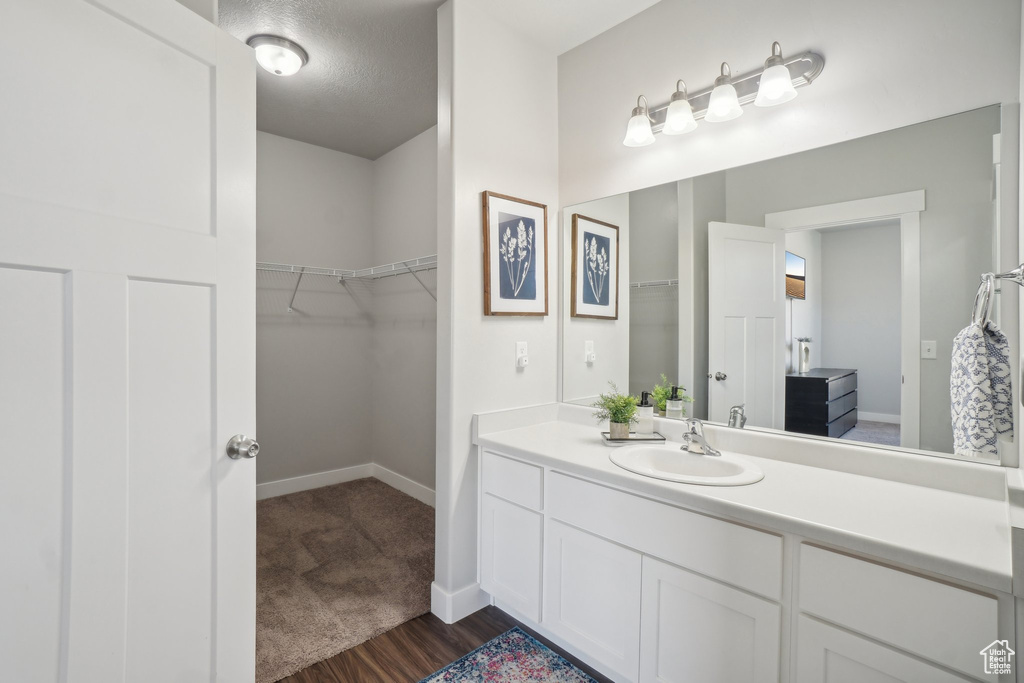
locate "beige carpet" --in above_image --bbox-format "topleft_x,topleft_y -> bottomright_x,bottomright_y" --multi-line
256,478 -> 434,683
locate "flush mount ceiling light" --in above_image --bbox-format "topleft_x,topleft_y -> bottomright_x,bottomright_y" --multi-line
622,42 -> 824,147
247,35 -> 308,77
622,95 -> 655,147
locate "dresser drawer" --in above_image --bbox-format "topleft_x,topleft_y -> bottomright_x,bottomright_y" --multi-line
481,451 -> 543,511
827,390 -> 857,423
827,372 -> 857,401
548,472 -> 782,600
798,545 -> 999,677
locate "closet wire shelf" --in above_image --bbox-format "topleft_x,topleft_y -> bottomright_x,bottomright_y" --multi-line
630,279 -> 678,289
256,255 -> 438,312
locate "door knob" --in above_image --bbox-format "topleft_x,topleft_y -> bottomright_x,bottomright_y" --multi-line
715,372 -> 727,381
227,434 -> 259,459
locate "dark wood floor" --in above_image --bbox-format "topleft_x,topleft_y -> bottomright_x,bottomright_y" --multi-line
279,605 -> 611,683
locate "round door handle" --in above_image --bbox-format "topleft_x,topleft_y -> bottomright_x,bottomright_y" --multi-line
715,372 -> 728,381
227,434 -> 259,459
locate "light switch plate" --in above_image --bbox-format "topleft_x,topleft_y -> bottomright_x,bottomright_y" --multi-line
921,340 -> 937,359
584,340 -> 594,363
516,341 -> 528,369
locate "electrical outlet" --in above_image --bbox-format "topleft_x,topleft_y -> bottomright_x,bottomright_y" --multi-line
584,340 -> 595,364
516,341 -> 528,369
921,340 -> 937,360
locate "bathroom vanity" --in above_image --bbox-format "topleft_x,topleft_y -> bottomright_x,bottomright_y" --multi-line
473,404 -> 1017,683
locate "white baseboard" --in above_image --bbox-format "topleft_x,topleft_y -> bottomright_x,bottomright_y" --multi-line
256,463 -> 374,500
431,581 -> 490,624
858,412 -> 901,425
256,462 -> 436,506
372,464 -> 435,507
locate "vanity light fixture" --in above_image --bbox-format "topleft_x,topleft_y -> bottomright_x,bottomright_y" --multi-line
663,81 -> 697,135
622,95 -> 656,147
755,42 -> 798,106
621,42 -> 824,147
247,35 -> 308,77
705,63 -> 743,123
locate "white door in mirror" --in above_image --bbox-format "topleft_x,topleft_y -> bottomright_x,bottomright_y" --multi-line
609,445 -> 764,486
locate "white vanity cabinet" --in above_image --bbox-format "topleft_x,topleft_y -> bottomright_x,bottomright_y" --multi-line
478,451 -> 544,621
477,447 -> 1012,683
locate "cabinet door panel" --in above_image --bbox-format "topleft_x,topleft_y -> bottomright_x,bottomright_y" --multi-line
795,617 -> 974,683
545,520 -> 641,681
480,493 -> 542,620
640,556 -> 781,683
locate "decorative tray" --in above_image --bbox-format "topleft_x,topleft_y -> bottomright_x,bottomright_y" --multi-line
600,431 -> 667,447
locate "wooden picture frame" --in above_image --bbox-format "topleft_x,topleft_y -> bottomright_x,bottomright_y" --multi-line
570,213 -> 620,320
482,191 -> 549,316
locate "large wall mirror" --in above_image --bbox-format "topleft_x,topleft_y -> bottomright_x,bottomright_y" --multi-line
561,104 -> 1020,464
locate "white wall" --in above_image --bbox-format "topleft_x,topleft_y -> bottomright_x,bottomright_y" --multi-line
255,132 -> 374,485
558,0 -> 1020,207
820,223 -> 902,419
175,0 -> 215,24
371,126 -> 438,489
435,0 -> 560,621
562,194 -> 630,403
784,230 -> 822,373
628,184 -> 676,397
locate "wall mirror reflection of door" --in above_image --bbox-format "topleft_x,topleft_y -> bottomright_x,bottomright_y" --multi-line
561,104 -> 1016,464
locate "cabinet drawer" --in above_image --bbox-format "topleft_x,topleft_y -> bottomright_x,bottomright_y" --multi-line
799,545 -> 999,677
827,390 -> 857,423
827,373 -> 857,401
548,472 -> 782,600
482,451 -> 543,510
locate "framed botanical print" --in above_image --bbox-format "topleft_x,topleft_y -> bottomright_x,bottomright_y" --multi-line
482,191 -> 549,316
571,213 -> 619,319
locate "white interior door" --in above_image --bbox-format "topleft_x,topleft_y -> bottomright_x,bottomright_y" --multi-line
0,1 -> 256,681
708,222 -> 786,429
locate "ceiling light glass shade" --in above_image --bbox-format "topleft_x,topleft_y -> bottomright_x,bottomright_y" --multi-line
706,82 -> 742,122
623,96 -> 655,147
663,81 -> 697,135
705,62 -> 743,123
247,35 -> 308,76
755,43 -> 797,106
623,111 -> 655,146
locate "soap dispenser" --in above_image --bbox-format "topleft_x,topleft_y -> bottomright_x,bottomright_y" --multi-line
636,391 -> 655,435
666,386 -> 685,418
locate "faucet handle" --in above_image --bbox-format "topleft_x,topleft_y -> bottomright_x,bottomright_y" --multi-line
684,418 -> 704,436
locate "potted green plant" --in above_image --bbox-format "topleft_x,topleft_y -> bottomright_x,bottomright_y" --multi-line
592,382 -> 638,439
652,374 -> 694,415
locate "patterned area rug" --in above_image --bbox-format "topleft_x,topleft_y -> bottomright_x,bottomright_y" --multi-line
256,478 -> 434,683
420,627 -> 597,683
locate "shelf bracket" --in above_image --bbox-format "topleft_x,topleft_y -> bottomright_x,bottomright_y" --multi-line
403,260 -> 437,301
287,268 -> 305,313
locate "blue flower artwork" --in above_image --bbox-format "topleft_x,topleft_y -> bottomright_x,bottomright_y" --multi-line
581,231 -> 610,306
498,212 -> 536,300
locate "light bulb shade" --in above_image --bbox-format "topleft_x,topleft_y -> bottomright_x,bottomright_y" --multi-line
755,63 -> 797,106
663,98 -> 697,135
623,112 -> 655,146
248,35 -> 308,76
705,83 -> 743,123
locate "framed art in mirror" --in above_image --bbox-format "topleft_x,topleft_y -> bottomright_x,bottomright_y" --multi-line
482,190 -> 549,316
571,213 -> 620,319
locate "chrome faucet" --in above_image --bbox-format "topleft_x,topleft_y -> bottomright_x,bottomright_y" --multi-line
681,418 -> 721,456
728,404 -> 746,429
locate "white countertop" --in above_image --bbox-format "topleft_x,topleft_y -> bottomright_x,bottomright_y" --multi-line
475,416 -> 1013,593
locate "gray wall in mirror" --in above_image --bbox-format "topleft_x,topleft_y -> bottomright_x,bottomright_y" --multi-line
561,105 -> 1018,461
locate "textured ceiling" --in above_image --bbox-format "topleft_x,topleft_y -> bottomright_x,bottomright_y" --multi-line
219,0 -> 661,160
219,0 -> 443,160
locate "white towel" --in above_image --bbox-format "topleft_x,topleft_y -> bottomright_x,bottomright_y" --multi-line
950,321 -> 1013,457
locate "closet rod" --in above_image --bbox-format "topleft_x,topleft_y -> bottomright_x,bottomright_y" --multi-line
630,279 -> 678,289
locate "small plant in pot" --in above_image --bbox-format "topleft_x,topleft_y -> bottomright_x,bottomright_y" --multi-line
592,382 -> 639,439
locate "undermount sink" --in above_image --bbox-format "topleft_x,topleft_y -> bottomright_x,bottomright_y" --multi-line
609,444 -> 764,486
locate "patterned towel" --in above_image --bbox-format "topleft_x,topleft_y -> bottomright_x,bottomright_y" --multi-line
951,321 -> 1013,457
